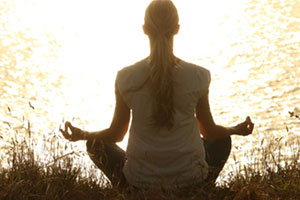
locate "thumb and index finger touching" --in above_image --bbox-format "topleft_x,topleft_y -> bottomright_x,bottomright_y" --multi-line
244,116 -> 255,135
59,121 -> 73,140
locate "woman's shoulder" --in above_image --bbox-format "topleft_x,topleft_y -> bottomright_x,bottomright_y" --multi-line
177,60 -> 210,82
175,60 -> 211,92
118,59 -> 148,75
178,59 -> 210,74
116,59 -> 149,86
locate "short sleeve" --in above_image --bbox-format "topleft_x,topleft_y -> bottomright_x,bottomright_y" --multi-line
195,67 -> 211,99
116,67 -> 134,108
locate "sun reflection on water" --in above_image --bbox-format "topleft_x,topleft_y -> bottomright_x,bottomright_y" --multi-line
4,0 -> 251,130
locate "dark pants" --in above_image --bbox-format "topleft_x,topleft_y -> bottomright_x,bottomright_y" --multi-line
86,137 -> 232,188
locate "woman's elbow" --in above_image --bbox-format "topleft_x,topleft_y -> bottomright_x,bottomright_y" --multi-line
200,125 -> 220,140
198,122 -> 217,140
115,134 -> 125,142
201,131 -> 215,140
201,126 -> 231,140
109,127 -> 126,143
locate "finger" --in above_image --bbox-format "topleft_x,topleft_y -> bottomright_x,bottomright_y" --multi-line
246,116 -> 251,124
59,128 -> 66,136
66,121 -> 75,132
66,121 -> 73,128
65,121 -> 69,132
59,125 -> 66,134
240,120 -> 250,129
246,116 -> 254,125
248,122 -> 254,134
60,129 -> 70,137
60,128 -> 70,139
60,123 -> 72,139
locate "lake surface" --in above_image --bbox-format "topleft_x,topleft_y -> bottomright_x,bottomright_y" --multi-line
1,0 -> 300,182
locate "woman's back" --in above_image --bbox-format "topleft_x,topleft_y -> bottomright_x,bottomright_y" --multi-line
117,58 -> 211,189
60,0 -> 254,191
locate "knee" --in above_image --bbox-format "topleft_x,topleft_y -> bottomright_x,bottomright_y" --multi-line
211,136 -> 232,156
224,136 -> 232,151
215,137 -> 232,166
86,139 -> 92,153
86,139 -> 98,154
220,136 -> 232,158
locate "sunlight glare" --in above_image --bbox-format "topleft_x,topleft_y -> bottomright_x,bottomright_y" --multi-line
8,0 -> 247,149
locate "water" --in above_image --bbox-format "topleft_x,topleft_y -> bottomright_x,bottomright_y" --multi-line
1,0 -> 300,181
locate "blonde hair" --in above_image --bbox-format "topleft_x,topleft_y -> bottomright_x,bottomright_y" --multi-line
144,0 -> 179,129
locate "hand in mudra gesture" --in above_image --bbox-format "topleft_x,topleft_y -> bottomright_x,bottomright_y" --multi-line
60,121 -> 86,141
234,116 -> 254,136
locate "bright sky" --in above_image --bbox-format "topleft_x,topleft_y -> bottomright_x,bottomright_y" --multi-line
6,0 -> 244,99
9,0 -> 245,71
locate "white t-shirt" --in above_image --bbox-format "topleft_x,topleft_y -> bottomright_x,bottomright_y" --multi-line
116,58 -> 211,189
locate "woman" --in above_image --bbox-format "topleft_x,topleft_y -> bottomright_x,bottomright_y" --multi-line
60,0 -> 254,190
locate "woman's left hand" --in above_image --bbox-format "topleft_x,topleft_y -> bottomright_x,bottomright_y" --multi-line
59,121 -> 86,141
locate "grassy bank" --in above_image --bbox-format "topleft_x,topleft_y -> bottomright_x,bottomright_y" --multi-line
1,115 -> 300,199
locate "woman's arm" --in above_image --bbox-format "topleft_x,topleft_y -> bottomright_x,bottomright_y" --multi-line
196,91 -> 254,140
60,82 -> 130,143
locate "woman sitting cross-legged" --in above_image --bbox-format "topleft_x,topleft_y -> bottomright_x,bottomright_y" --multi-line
60,0 -> 254,191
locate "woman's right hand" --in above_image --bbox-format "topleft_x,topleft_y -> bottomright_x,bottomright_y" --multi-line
233,116 -> 254,136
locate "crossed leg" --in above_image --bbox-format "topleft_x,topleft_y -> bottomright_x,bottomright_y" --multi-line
86,140 -> 127,187
86,136 -> 232,188
203,136 -> 232,183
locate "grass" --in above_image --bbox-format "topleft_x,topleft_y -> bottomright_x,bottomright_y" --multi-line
1,114 -> 300,200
